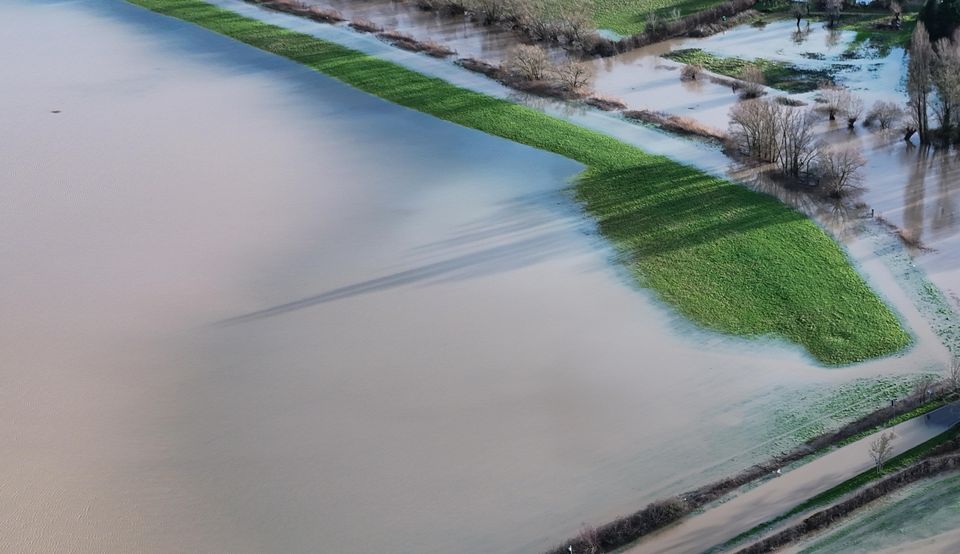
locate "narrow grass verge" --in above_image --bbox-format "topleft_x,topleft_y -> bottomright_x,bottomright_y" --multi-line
716,423 -> 960,552
665,48 -> 834,93
125,0 -> 910,364
594,0 -> 730,35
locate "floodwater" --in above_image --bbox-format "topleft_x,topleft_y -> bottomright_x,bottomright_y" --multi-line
291,0 -> 960,309
1,1 -> 954,554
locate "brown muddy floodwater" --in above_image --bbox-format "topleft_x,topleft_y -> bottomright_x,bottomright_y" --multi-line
0,1 -> 953,553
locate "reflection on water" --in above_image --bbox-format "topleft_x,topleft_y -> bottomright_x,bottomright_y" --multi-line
4,2 -> 956,554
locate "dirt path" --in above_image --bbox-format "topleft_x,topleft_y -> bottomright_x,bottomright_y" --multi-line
626,401 -> 960,554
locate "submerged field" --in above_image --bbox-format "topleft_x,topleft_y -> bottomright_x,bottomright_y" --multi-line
128,0 -> 909,365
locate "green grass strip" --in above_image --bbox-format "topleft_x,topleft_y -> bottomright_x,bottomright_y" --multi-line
593,0 -> 730,35
126,0 -> 910,364
715,423 -> 960,552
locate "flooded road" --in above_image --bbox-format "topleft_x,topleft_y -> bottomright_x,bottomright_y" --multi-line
0,1 -> 953,553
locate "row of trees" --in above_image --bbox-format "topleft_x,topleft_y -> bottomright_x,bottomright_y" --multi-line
729,99 -> 866,196
906,23 -> 960,144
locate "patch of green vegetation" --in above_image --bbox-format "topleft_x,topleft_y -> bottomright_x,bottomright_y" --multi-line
593,0 -> 728,35
844,12 -> 916,56
127,0 -> 911,364
665,48 -> 833,93
716,424 -> 960,552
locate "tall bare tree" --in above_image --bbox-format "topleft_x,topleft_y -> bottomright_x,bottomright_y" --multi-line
826,0 -> 842,28
869,431 -> 896,475
933,36 -> 960,137
777,108 -> 818,177
817,145 -> 866,197
907,22 -> 934,143
842,93 -> 865,128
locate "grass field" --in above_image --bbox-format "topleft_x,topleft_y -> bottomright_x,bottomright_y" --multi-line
593,0 -> 728,35
126,0 -> 911,365
665,48 -> 834,93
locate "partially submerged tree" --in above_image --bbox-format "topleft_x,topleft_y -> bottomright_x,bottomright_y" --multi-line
820,86 -> 845,121
866,100 -> 903,129
740,64 -> 766,98
555,60 -> 593,92
841,93 -> 865,128
933,35 -> 960,136
817,144 -> 866,197
777,107 -> 818,177
826,0 -> 842,28
907,22 -> 935,143
681,62 -> 704,81
792,2 -> 804,29
503,44 -> 551,81
729,98 -> 783,162
869,431 -> 896,475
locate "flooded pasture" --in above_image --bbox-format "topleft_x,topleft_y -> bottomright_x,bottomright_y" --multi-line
1,1 -> 955,554
289,0 -> 960,309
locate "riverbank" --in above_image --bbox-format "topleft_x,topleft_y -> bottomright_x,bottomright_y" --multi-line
127,0 -> 909,365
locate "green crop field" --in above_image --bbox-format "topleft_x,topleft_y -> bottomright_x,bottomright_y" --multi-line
126,0 -> 911,365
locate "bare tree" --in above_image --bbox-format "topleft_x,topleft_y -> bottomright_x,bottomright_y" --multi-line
792,2 -> 804,29
554,60 -> 593,92
826,0 -> 842,28
820,86 -> 845,121
890,1 -> 902,26
866,100 -> 903,129
842,93 -> 865,128
576,526 -> 601,554
729,99 -> 782,162
933,37 -> 960,136
503,44 -> 551,81
777,107 -> 818,177
817,144 -> 866,197
740,64 -> 766,99
869,431 -> 896,475
949,357 -> 960,395
907,23 -> 934,143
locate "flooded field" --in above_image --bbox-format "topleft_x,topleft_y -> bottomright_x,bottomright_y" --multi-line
1,1 -> 954,553
291,0 -> 960,309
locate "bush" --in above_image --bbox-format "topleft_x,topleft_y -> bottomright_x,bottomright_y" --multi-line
681,63 -> 704,81
739,65 -> 766,98
865,100 -> 903,129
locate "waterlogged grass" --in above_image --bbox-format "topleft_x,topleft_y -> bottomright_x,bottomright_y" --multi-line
127,0 -> 911,364
594,0 -> 728,35
772,376 -> 938,447
665,48 -> 834,93
844,12 -> 916,56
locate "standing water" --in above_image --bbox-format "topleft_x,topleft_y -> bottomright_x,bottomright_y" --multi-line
0,1 -> 952,554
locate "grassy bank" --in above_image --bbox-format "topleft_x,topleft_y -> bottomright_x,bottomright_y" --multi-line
126,0 -> 910,364
665,48 -> 833,93
716,423 -> 960,552
594,0 -> 729,35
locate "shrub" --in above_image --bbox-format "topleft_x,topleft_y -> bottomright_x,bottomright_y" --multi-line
681,63 -> 704,81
